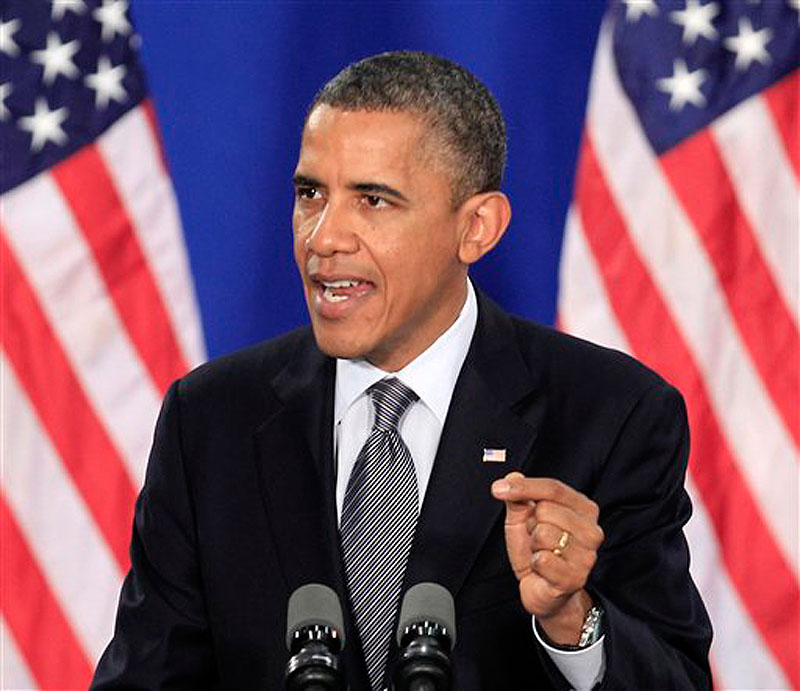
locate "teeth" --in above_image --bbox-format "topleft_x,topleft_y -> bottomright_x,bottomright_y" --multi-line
321,279 -> 360,288
319,278 -> 366,303
323,287 -> 349,302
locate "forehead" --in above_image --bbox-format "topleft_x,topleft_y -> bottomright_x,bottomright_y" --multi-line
297,106 -> 434,177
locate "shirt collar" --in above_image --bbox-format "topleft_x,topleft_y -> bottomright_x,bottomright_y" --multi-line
335,280 -> 478,425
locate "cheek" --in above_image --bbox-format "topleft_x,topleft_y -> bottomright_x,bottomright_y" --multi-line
377,230 -> 456,297
292,216 -> 313,258
409,231 -> 458,274
293,241 -> 312,281
292,234 -> 305,265
292,205 -> 317,238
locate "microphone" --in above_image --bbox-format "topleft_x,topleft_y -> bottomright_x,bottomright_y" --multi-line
285,584 -> 346,691
392,583 -> 456,691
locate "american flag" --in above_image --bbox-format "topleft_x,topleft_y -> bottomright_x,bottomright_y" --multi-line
558,0 -> 798,687
1,1 -> 205,687
482,448 -> 507,463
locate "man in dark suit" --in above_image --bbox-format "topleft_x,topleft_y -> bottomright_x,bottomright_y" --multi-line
93,52 -> 711,689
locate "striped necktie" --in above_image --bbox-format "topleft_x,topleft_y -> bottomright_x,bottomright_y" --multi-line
340,377 -> 419,690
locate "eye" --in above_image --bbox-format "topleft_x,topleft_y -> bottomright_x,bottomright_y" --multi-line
296,186 -> 321,201
362,194 -> 389,208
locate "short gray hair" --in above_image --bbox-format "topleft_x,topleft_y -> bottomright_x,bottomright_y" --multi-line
309,51 -> 506,207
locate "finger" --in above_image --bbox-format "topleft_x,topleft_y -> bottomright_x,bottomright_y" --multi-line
529,522 -> 573,554
530,549 -> 587,593
525,513 -> 537,534
491,472 -> 533,526
491,473 -> 538,579
518,568 -> 568,617
529,524 -> 599,576
534,502 -> 605,550
492,475 -> 599,520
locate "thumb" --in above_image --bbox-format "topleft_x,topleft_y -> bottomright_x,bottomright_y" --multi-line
491,472 -> 534,579
491,472 -> 531,524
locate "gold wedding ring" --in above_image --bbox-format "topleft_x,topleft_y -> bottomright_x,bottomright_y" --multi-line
553,530 -> 571,557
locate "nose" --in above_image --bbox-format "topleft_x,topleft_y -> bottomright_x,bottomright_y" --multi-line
304,200 -> 359,257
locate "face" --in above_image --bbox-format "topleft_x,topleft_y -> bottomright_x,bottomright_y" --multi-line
292,105 -> 470,371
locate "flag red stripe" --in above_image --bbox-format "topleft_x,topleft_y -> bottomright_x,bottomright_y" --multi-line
708,657 -> 721,691
576,135 -> 799,686
660,130 -> 800,449
52,146 -> 188,395
142,98 -> 170,174
1,497 -> 94,688
1,233 -> 136,570
763,70 -> 799,180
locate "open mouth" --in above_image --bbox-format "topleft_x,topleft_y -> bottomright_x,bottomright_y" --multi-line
318,278 -> 374,303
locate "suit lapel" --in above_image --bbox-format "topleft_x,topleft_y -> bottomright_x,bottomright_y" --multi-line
251,336 -> 372,687
403,293 -> 547,598
252,340 -> 342,591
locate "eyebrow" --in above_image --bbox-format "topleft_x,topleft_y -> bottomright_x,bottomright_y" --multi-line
350,182 -> 409,203
293,174 -> 322,188
292,175 -> 409,203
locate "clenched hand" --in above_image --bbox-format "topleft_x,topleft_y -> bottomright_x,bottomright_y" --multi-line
491,472 -> 604,645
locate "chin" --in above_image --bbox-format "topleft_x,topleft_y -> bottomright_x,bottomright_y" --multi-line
311,327 -> 369,361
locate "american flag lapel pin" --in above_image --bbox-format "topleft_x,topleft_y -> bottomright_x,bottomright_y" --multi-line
482,448 -> 506,463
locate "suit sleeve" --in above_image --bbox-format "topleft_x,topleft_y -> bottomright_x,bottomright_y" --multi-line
587,382 -> 712,689
91,381 -> 218,689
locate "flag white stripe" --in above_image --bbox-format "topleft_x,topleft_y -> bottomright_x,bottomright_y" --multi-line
587,24 -> 799,574
557,214 -> 787,689
1,617 -> 37,691
3,173 -> 162,488
711,96 -> 799,326
685,479 -> 790,690
558,208 -> 630,353
2,355 -> 123,664
99,105 -> 206,369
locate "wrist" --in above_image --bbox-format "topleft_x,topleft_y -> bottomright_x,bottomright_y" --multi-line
537,590 -> 596,647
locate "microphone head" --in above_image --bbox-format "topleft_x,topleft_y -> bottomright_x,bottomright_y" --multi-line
396,582 -> 456,647
285,583 -> 346,650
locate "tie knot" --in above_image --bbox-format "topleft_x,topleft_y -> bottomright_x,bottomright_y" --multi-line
368,377 -> 418,432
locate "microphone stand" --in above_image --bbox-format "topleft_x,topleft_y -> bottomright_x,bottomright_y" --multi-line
392,620 -> 451,691
285,624 -> 345,691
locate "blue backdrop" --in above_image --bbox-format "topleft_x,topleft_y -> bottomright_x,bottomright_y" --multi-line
133,1 -> 606,358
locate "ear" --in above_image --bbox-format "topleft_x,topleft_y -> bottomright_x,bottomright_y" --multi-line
457,191 -> 512,265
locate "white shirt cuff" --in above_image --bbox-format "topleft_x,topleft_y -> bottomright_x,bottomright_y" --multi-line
532,616 -> 606,691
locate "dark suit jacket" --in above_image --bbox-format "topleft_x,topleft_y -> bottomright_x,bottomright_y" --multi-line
92,291 -> 711,689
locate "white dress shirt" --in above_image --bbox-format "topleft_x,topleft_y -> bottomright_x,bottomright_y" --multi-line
333,280 -> 604,690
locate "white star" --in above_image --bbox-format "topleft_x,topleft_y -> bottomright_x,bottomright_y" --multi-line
0,18 -> 22,58
656,58 -> 708,111
31,32 -> 81,85
622,0 -> 659,22
724,17 -> 773,71
18,98 -> 70,152
85,56 -> 128,109
51,0 -> 86,21
0,82 -> 12,122
789,0 -> 800,26
669,0 -> 720,45
92,1 -> 132,43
